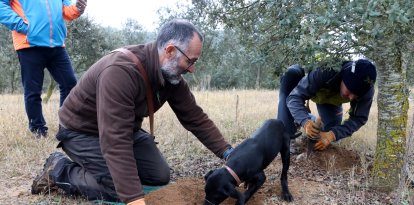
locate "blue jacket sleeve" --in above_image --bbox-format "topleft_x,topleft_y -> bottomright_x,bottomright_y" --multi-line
62,0 -> 73,6
331,88 -> 374,140
0,0 -> 28,33
62,0 -> 81,20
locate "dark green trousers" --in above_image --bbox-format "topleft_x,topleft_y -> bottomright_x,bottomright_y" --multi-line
51,127 -> 170,201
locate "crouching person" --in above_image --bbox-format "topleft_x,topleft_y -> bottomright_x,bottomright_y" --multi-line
31,19 -> 233,205
277,59 -> 377,153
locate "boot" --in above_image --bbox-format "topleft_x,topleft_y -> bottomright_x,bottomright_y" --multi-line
31,152 -> 68,194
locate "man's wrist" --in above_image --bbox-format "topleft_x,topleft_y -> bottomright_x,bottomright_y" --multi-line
327,130 -> 336,141
301,118 -> 311,127
17,22 -> 29,34
222,147 -> 234,160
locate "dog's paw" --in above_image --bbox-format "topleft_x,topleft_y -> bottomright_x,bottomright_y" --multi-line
282,192 -> 293,202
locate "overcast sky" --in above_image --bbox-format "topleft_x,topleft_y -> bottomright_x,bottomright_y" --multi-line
83,0 -> 186,31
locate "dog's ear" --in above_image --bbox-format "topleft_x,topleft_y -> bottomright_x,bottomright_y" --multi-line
204,170 -> 214,181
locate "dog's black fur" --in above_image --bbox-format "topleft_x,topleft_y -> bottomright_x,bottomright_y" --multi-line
204,119 -> 296,205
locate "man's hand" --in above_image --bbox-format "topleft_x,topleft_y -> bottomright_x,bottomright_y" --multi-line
127,198 -> 145,205
315,131 -> 336,150
76,0 -> 87,14
304,117 -> 321,140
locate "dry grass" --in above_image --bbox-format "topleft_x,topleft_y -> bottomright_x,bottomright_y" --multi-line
0,89 -> 412,204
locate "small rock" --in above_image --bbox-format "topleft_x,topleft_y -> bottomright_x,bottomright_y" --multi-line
347,179 -> 361,187
296,153 -> 306,161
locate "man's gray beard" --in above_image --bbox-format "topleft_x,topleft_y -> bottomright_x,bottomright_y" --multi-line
160,59 -> 181,85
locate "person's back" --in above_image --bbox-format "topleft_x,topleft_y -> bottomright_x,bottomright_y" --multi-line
58,49 -> 148,134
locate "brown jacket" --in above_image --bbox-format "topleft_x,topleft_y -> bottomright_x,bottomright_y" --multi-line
58,42 -> 231,202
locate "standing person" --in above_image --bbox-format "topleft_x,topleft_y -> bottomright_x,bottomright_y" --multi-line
0,0 -> 87,138
31,19 -> 233,205
277,59 -> 377,153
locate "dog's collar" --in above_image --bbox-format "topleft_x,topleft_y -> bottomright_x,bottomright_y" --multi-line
224,165 -> 242,186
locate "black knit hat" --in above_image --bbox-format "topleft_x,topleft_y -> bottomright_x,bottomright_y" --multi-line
342,59 -> 377,97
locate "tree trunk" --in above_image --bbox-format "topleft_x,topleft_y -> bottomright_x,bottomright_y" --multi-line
371,44 -> 409,191
10,68 -> 16,94
395,41 -> 414,204
43,73 -> 56,103
255,66 -> 261,89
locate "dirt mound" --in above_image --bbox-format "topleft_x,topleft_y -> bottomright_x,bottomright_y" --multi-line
145,145 -> 374,205
146,177 -> 329,205
146,178 -> 203,205
309,146 -> 360,170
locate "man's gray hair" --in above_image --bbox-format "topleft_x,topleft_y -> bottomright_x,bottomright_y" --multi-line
156,19 -> 203,53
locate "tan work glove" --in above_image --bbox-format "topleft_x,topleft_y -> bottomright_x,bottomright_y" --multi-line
315,131 -> 336,150
127,198 -> 146,205
304,117 -> 322,139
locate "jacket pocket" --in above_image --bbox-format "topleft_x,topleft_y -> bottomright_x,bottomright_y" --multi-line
11,29 -> 28,50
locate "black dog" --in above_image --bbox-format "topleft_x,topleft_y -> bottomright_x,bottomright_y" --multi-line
204,119 -> 297,205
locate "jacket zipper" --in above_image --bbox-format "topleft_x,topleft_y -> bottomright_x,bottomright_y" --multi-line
45,0 -> 53,46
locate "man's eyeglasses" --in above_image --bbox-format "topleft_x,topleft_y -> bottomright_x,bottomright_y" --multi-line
174,45 -> 197,71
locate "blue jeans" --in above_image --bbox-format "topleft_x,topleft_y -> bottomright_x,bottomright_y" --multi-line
17,47 -> 77,133
277,65 -> 342,135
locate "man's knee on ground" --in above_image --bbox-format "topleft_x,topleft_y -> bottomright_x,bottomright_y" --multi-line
142,171 -> 170,186
153,166 -> 170,185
